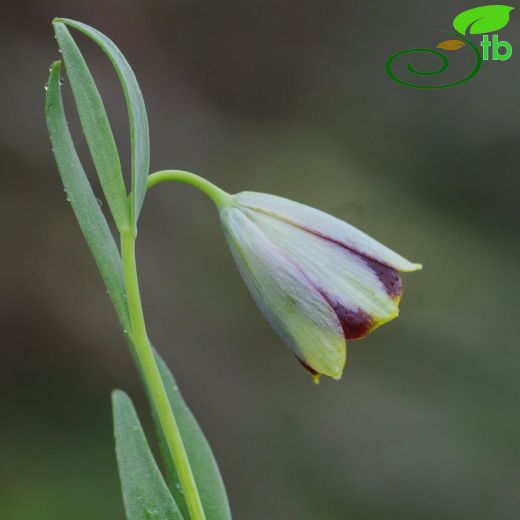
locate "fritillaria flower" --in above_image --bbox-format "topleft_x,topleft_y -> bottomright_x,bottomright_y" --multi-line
220,192 -> 421,382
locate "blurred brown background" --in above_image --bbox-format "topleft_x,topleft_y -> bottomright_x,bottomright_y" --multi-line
1,1 -> 520,519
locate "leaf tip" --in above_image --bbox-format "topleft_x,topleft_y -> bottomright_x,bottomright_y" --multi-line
45,60 -> 62,107
52,18 -> 66,30
111,388 -> 128,406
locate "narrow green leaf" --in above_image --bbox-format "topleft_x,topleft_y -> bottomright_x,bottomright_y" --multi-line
45,61 -> 130,331
58,18 -> 150,231
112,390 -> 185,520
53,21 -> 130,233
153,352 -> 232,520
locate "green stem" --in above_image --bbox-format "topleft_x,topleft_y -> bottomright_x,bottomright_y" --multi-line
121,232 -> 206,520
147,170 -> 232,209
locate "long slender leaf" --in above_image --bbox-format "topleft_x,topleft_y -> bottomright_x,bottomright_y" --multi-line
53,22 -> 130,233
112,390 -> 184,520
58,18 -> 150,232
45,61 -> 130,331
153,352 -> 232,520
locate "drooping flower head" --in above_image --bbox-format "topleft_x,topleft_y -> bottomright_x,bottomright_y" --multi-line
220,192 -> 421,382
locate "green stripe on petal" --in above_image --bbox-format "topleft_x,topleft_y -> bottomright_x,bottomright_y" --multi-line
234,192 -> 422,272
221,207 -> 346,379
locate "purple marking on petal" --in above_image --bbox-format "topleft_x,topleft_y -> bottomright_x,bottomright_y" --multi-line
330,303 -> 374,340
264,216 -> 406,283
280,221 -> 403,299
364,258 -> 402,299
294,355 -> 320,376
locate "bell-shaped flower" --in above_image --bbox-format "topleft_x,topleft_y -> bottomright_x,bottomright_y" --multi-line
220,191 -> 421,382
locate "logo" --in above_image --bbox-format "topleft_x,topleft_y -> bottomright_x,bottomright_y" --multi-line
386,5 -> 514,88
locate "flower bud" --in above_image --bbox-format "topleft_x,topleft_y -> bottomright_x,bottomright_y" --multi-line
221,192 -> 421,382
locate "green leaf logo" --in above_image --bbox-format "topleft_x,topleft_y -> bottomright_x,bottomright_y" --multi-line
453,5 -> 514,35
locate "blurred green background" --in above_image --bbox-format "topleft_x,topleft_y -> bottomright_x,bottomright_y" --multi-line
1,1 -> 520,519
